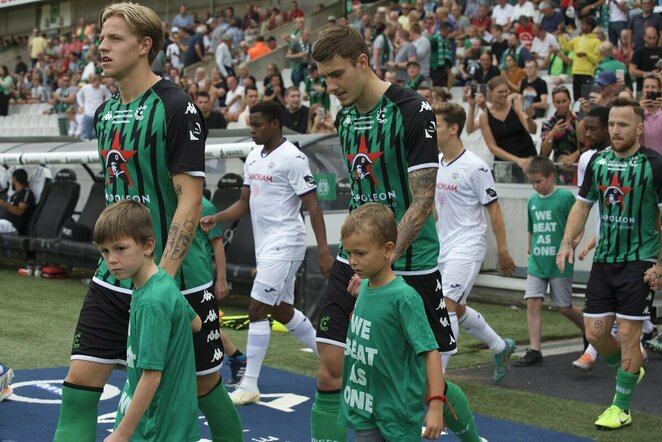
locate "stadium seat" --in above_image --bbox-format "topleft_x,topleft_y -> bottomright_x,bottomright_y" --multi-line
211,173 -> 244,244
33,178 -> 105,269
0,168 -> 79,260
225,216 -> 256,285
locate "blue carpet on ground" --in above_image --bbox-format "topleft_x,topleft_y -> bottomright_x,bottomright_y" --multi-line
0,365 -> 591,442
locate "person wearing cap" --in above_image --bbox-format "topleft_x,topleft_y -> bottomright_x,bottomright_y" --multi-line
629,26 -> 662,91
579,71 -> 620,110
404,61 -> 426,89
539,2 -> 564,35
559,16 -> 601,101
0,169 -> 35,235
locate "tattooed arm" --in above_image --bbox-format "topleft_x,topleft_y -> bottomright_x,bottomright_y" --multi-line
160,173 -> 204,277
392,167 -> 437,264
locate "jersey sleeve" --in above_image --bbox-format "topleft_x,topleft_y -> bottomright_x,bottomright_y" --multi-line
469,163 -> 498,206
399,288 -> 438,354
401,93 -> 439,172
162,90 -> 207,177
287,150 -> 317,196
133,303 -> 170,371
646,150 -> 662,207
578,151 -> 599,204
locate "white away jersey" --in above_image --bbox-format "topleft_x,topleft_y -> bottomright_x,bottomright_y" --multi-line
244,139 -> 316,261
435,149 -> 498,263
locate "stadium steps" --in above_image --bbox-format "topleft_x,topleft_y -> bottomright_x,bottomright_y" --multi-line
0,103 -> 59,136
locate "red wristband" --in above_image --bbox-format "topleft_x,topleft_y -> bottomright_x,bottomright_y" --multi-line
426,394 -> 447,405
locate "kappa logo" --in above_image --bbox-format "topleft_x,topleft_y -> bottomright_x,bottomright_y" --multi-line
185,102 -> 197,114
202,290 -> 214,302
100,132 -> 137,187
344,114 -> 352,125
207,329 -> 220,342
435,298 -> 446,310
212,348 -> 223,362
134,105 -> 148,121
102,111 -> 112,121
204,309 -> 219,323
420,101 -> 432,112
347,135 -> 384,185
599,175 -> 632,211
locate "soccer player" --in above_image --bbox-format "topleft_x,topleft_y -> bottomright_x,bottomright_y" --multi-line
557,97 -> 662,430
310,26 -> 481,442
433,103 -> 517,381
200,100 -> 334,406
94,200 -> 202,442
53,3 -> 242,441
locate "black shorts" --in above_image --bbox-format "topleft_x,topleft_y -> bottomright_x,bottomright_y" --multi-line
316,260 -> 457,354
585,262 -> 655,320
72,280 -> 224,375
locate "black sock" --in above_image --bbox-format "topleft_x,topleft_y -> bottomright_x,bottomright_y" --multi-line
231,349 -> 244,358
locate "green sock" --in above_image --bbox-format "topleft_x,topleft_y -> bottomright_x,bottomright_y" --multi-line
613,367 -> 640,411
53,382 -> 103,442
602,351 -> 622,369
443,381 -> 481,442
198,381 -> 243,442
310,390 -> 347,442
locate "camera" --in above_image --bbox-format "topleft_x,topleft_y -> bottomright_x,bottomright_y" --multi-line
647,91 -> 661,101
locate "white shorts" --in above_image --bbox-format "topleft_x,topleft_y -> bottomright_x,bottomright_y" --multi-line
250,260 -> 302,306
438,259 -> 482,304
524,275 -> 574,308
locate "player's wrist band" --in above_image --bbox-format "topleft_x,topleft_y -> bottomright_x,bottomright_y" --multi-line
426,394 -> 448,405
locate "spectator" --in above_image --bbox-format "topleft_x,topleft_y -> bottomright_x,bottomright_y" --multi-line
234,85 -> 260,129
398,2 -> 414,31
0,169 -> 35,235
515,15 -> 535,51
236,63 -> 256,89
166,27 -> 184,71
286,28 -> 312,87
172,4 -> 194,29
183,24 -> 206,67
0,66 -> 11,116
304,64 -> 330,110
639,74 -> 662,154
288,1 -> 304,20
243,4 -> 260,30
196,91 -> 227,129
308,103 -> 335,134
76,75 -> 111,140
615,28 -> 633,66
520,59 -> 549,119
595,41 -> 631,88
540,86 -> 581,184
559,16 -> 601,102
14,55 -> 28,75
48,75 -> 78,135
266,36 -> 278,51
502,54 -> 526,93
410,23 -> 431,78
473,52 -> 501,85
66,107 -> 81,138
283,86 -> 309,134
215,33 -> 235,77
226,18 -> 244,49
608,0 -> 629,46
428,21 -> 452,87
492,0 -> 515,32
479,76 -> 537,178
263,74 -> 286,107
263,62 -> 284,91
223,75 -> 245,121
530,23 -> 560,69
372,22 -> 396,79
471,5 -> 492,34
490,24 -> 508,66
500,32 -> 531,70
629,26 -> 662,91
458,38 -> 482,85
404,61 -> 427,89
416,85 -> 433,102
387,29 -> 416,84
247,36 -> 271,61
28,74 -> 49,103
627,0 -> 662,52
539,2 -> 564,35
28,29 -> 48,68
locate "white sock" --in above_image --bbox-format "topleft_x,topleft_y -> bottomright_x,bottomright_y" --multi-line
284,309 -> 319,356
441,352 -> 450,373
241,320 -> 271,392
585,344 -> 598,360
459,306 -> 504,353
449,311 -> 459,343
643,319 -> 655,334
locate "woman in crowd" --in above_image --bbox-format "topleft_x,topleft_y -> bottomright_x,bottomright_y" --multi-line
502,54 -> 525,93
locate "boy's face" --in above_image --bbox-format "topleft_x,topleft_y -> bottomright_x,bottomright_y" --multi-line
98,237 -> 154,281
342,231 -> 393,280
527,172 -> 556,196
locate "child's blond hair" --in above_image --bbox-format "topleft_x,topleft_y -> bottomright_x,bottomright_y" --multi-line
341,203 -> 397,246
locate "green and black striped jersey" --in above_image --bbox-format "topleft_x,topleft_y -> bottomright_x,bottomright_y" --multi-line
579,147 -> 662,263
93,79 -> 212,293
337,84 -> 439,273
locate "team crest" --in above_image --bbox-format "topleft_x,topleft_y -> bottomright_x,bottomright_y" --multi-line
376,108 -> 387,124
100,132 -> 137,187
347,136 -> 383,185
599,174 -> 632,210
134,105 -> 148,121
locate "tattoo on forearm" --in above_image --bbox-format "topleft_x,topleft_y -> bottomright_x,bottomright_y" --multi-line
162,218 -> 196,261
393,168 -> 436,259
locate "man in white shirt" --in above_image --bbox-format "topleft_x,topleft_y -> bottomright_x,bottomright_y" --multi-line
215,33 -> 235,77
223,75 -> 245,121
201,100 -> 333,405
530,23 -> 560,69
433,102 -> 517,382
76,74 -> 111,140
166,27 -> 183,71
492,0 -> 515,32
512,0 -> 536,22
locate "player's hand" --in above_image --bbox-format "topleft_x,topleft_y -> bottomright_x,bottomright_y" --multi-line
104,431 -> 129,442
215,277 -> 229,300
199,215 -> 216,233
347,274 -> 361,297
643,263 -> 662,291
318,248 -> 334,279
498,250 -> 516,276
422,402 -> 444,439
577,246 -> 591,261
556,242 -> 574,273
